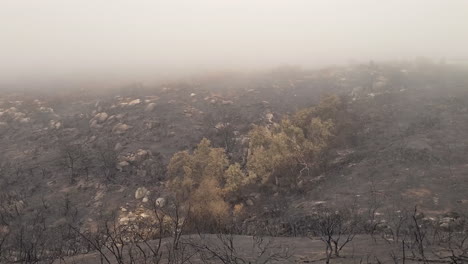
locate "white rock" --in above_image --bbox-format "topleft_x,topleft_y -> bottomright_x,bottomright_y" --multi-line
145,103 -> 157,112
140,212 -> 150,218
215,122 -> 228,130
155,197 -> 166,207
135,149 -> 150,162
94,112 -> 109,123
135,187 -> 150,200
117,161 -> 130,171
49,120 -> 61,129
39,107 -> 54,113
112,123 -> 131,134
119,217 -> 130,225
18,117 -> 30,124
128,99 -> 141,106
89,120 -> 101,129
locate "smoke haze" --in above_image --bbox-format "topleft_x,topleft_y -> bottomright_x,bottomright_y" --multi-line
1,0 -> 467,84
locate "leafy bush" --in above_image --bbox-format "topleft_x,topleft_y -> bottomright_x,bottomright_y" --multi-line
247,96 -> 339,187
167,138 -> 247,227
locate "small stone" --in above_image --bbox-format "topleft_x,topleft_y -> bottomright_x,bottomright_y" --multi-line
155,197 -> 166,207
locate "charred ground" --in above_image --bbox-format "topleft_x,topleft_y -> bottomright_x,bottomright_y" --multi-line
1,61 -> 468,263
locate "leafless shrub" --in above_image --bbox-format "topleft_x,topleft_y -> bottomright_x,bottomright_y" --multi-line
307,206 -> 360,263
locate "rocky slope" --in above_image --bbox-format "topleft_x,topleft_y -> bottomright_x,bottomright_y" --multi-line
1,62 -> 468,240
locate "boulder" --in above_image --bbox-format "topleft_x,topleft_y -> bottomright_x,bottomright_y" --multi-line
89,120 -> 102,129
18,117 -> 30,124
135,187 -> 150,200
117,161 -> 130,171
39,106 -> 54,113
265,113 -> 274,123
94,112 -> 109,123
49,120 -> 62,129
155,197 -> 166,207
119,216 -> 130,225
114,142 -> 124,152
128,99 -> 141,106
215,122 -> 228,130
145,103 -> 157,112
135,149 -> 150,162
113,123 -> 131,134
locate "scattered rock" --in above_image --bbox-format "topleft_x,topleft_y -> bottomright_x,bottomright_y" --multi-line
112,123 -> 132,134
18,117 -> 30,124
119,216 -> 130,225
155,197 -> 166,207
265,113 -> 274,123
89,120 -> 101,129
314,201 -> 327,206
49,120 -> 62,129
94,112 -> 109,123
145,103 -> 157,112
215,122 -> 228,130
135,149 -> 150,162
117,161 -> 130,171
128,99 -> 141,106
135,187 -> 150,200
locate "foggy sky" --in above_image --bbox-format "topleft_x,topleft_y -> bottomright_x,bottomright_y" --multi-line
1,0 -> 467,83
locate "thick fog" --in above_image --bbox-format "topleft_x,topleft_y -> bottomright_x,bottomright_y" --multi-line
1,0 -> 467,84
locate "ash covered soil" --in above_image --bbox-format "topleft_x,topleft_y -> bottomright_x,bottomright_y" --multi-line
2,62 -> 468,263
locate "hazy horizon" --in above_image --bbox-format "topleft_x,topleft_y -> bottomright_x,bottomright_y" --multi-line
1,0 -> 467,85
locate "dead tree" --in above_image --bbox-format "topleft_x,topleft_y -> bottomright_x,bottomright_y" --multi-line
194,233 -> 291,264
308,206 -> 359,263
58,142 -> 90,184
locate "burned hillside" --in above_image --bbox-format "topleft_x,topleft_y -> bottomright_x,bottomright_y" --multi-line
1,62 -> 468,263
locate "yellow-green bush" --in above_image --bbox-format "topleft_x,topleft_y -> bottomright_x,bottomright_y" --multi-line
247,95 -> 339,186
167,138 -> 248,225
